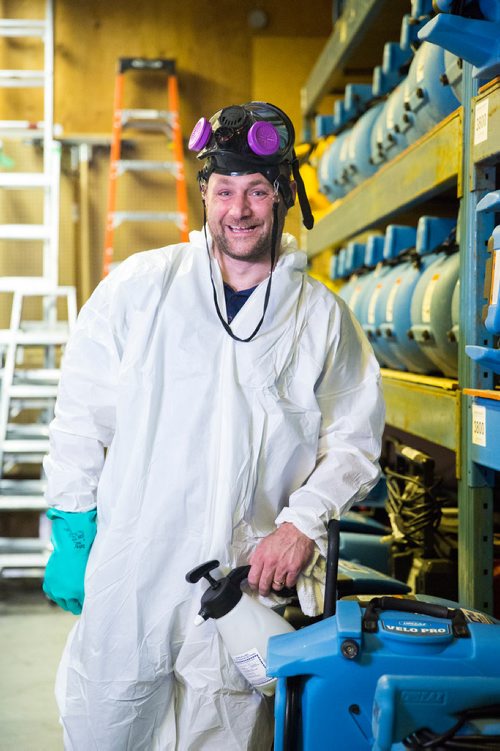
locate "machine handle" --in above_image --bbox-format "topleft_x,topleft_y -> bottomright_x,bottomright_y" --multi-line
323,519 -> 340,618
362,595 -> 470,637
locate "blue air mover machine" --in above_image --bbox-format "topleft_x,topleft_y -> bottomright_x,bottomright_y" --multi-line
403,42 -> 461,142
269,520 -> 500,751
337,241 -> 366,307
376,216 -> 456,374
419,0 -> 500,81
370,83 -> 410,168
318,130 -> 351,202
466,190 -> 500,374
365,225 -> 417,371
349,237 -> 393,369
343,103 -> 382,188
409,233 -> 460,377
348,235 -> 385,323
341,235 -> 383,327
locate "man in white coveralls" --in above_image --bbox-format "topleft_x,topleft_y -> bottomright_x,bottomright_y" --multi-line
42,101 -> 385,750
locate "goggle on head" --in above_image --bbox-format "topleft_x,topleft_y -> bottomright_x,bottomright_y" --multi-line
188,102 -> 294,162
188,102 -> 314,229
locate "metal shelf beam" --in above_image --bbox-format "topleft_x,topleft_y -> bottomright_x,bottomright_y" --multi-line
301,0 -> 390,119
382,371 -> 460,454
306,110 -> 462,257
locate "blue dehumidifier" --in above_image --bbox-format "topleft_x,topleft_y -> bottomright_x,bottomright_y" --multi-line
269,521 -> 500,750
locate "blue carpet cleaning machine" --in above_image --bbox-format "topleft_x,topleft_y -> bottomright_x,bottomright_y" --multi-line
268,521 -> 500,750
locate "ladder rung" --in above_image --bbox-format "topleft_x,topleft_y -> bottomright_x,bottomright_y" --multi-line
0,479 -> 46,494
113,210 -> 182,227
7,385 -> 58,398
14,368 -> 60,383
0,553 -> 48,576
0,331 -> 68,345
7,425 -> 50,438
0,278 -> 66,292
0,70 -> 46,88
115,159 -> 178,175
121,110 -> 173,132
0,121 -> 45,139
21,320 -> 70,332
0,173 -> 50,188
2,439 -> 49,454
0,497 -> 47,511
0,224 -> 50,240
0,20 -> 47,38
0,538 -> 48,553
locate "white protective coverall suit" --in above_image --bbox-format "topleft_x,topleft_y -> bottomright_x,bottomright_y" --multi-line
44,229 -> 385,750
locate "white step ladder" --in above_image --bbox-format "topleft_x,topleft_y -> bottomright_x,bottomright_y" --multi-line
0,0 -> 60,288
0,1 -> 77,579
0,286 -> 77,578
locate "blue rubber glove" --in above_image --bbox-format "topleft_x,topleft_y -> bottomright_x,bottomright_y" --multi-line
43,507 -> 97,615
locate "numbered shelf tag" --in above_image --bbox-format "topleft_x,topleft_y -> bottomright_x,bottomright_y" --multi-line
474,98 -> 489,145
472,404 -> 486,447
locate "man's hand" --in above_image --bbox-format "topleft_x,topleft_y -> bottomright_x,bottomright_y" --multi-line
248,522 -> 315,596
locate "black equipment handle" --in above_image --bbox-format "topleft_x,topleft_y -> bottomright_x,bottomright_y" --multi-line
362,595 -> 470,638
323,519 -> 340,619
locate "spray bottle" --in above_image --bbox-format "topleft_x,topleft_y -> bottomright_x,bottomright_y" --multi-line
186,559 -> 295,696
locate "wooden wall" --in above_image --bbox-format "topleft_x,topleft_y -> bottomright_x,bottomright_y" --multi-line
1,0 -> 333,302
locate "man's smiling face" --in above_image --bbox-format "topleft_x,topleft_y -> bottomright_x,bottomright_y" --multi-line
205,172 -> 283,263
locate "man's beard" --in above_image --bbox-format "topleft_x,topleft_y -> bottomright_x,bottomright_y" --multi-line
210,225 -> 273,264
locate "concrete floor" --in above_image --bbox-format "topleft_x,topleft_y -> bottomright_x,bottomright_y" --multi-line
0,584 -> 75,751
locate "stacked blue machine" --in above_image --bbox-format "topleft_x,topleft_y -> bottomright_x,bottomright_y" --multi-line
418,0 -> 500,82
269,596 -> 500,750
316,1 -> 464,203
336,215 -> 459,377
465,190 -> 500,374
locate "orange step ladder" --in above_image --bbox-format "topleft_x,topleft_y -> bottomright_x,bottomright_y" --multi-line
103,57 -> 189,277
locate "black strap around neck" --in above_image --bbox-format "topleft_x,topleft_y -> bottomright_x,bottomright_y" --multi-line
203,201 -> 279,343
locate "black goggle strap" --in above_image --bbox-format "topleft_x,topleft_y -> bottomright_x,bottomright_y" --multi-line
291,151 -> 314,230
203,201 -> 279,343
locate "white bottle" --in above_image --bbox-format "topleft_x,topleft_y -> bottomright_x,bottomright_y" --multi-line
186,560 -> 295,695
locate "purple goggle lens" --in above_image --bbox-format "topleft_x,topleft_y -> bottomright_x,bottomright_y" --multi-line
188,117 -> 212,151
247,121 -> 280,156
